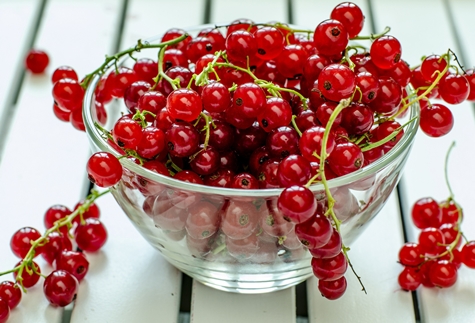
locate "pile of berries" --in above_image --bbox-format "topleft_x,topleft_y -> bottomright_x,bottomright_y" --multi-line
0,191 -> 108,322
3,3 -> 474,319
398,195 -> 475,291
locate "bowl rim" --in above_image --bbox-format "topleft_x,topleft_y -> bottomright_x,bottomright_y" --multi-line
83,24 -> 421,197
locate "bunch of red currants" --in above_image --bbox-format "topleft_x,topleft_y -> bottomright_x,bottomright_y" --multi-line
3,3 -> 472,320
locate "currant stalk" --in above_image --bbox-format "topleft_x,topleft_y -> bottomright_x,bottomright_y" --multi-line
0,190 -> 110,292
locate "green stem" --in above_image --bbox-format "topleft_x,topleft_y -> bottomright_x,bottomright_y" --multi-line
81,34 -> 189,89
444,141 -> 456,200
351,26 -> 391,41
291,115 -> 303,137
360,116 -> 417,152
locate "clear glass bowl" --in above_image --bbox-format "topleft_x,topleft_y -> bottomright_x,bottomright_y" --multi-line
83,26 -> 420,294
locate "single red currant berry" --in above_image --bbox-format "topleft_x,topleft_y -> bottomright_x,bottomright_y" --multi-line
166,121 -> 200,157
137,126 -> 166,159
133,58 -> 159,84
113,115 -> 143,150
461,241 -> 475,268
295,213 -> 332,249
75,218 -> 107,252
185,201 -> 220,239
318,63 -> 356,101
313,19 -> 349,57
233,83 -> 267,118
258,97 -> 292,131
275,44 -> 308,79
52,66 -> 78,83
25,49 -> 49,73
328,142 -> 364,176
398,266 -> 422,291
43,270 -> 79,307
438,73 -> 469,104
440,199 -> 461,226
370,35 -> 402,70
429,260 -> 458,288
161,28 -> 191,52
109,67 -> 139,99
418,227 -> 445,256
10,227 -> 42,259
277,185 -> 317,224
13,261 -> 41,288
86,152 -> 123,188
221,200 -> 259,240
0,281 -> 22,310
330,2 -> 364,38
225,30 -> 258,65
309,230 -> 342,259
201,82 -> 231,113
311,251 -> 348,281
299,126 -> 336,162
41,231 -> 72,265
411,197 -> 442,229
277,154 -> 312,187
254,26 -> 285,60
52,78 -> 84,112
420,55 -> 448,82
398,242 -> 424,267
318,276 -> 347,300
0,298 -> 9,323
464,69 -> 475,101
167,88 -> 203,122
189,145 -> 220,176
420,103 -> 454,137
56,250 -> 90,281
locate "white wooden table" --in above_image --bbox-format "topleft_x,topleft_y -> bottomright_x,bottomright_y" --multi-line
1,0 -> 475,322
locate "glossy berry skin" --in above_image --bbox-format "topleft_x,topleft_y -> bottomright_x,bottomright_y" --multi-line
330,2 -> 364,38
354,71 -> 379,103
461,241 -> 475,268
440,199 -> 461,226
398,242 -> 423,267
230,172 -> 259,189
420,55 -> 448,82
137,126 -> 166,159
370,35 -> 402,70
368,76 -> 402,116
266,126 -> 300,158
25,49 -> 49,73
52,78 -> 84,112
295,213 -> 332,249
133,58 -> 159,84
201,82 -> 231,113
167,88 -> 203,122
75,218 -> 108,252
277,154 -> 312,187
13,261 -> 41,288
123,81 -> 151,113
418,227 -> 445,256
254,26 -> 284,60
189,145 -> 220,176
258,97 -> 292,131
318,276 -> 347,300
56,250 -> 89,281
87,152 -> 123,188
429,260 -> 457,288
340,102 -> 374,135
233,83 -> 267,118
420,104 -> 454,137
277,185 -> 317,224
411,197 -> 442,229
318,63 -> 356,102
276,44 -> 308,79
0,281 -> 22,310
43,270 -> 79,307
222,200 -> 259,240
311,251 -> 348,281
166,122 -> 200,157
328,142 -> 364,177
225,30 -> 257,64
398,267 -> 422,291
10,227 -> 42,259
299,126 -> 336,162
309,229 -> 342,259
52,66 -> 78,83
465,69 -> 475,101
438,73 -> 469,104
185,201 -> 220,239
161,28 -> 191,52
370,120 -> 403,153
0,298 -> 9,323
109,67 -> 139,99
112,115 -> 143,150
313,19 -> 349,57
41,232 -> 72,265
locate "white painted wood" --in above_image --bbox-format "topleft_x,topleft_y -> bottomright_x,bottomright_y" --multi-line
371,0 -> 475,322
0,0 -> 38,122
294,1 -> 415,321
70,0 -> 206,322
211,0 -> 287,24
191,280 -> 296,323
0,0 -> 122,322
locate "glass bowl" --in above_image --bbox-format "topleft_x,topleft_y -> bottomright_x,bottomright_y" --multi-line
83,25 -> 420,294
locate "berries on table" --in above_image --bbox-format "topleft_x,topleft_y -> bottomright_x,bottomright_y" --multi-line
25,49 -> 49,74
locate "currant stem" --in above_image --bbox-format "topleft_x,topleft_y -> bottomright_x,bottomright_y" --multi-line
156,45 -> 178,91
81,34 -> 189,89
351,26 -> 391,41
0,189 -> 110,292
444,141 -> 456,200
291,115 -> 303,137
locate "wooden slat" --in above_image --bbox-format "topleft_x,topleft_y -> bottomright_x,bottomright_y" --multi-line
190,1 -> 298,323
371,0 -> 475,322
293,0 -> 416,321
0,0 -> 124,322
69,0 -> 206,322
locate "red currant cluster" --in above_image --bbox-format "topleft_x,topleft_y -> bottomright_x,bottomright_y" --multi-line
17,0 -> 473,308
398,196 -> 475,290
0,191 -> 108,322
